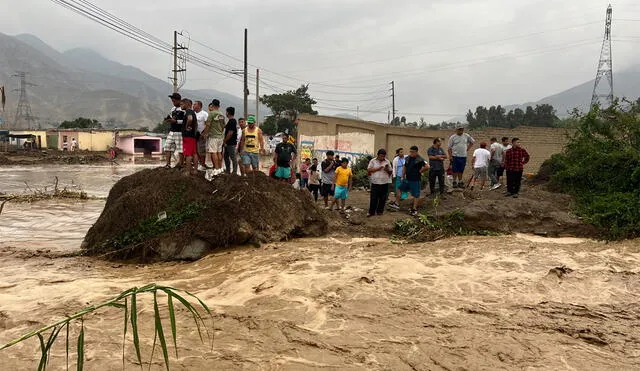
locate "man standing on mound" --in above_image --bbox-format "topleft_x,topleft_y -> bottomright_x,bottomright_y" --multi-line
164,92 -> 185,169
204,99 -> 225,175
239,115 -> 264,174
447,126 -> 474,188
274,133 -> 297,182
223,107 -> 239,174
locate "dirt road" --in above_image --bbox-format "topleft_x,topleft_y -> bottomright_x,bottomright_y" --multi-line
1,234 -> 639,370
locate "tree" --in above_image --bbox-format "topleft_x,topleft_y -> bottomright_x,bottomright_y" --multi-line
58,117 -> 102,129
152,122 -> 170,133
260,84 -> 317,135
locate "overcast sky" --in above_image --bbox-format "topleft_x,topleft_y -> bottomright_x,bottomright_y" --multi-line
1,0 -> 639,122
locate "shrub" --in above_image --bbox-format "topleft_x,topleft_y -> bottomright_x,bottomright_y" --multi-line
547,100 -> 640,239
351,154 -> 373,188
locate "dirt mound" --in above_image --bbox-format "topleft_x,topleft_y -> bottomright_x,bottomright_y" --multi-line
82,168 -> 328,261
437,184 -> 599,237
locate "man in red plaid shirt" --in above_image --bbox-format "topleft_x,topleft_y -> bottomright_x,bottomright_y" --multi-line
503,138 -> 530,198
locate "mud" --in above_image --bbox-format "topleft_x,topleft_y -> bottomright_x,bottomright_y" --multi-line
1,166 -> 639,370
0,235 -> 639,370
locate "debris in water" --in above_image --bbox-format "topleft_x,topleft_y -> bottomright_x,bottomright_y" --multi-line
548,265 -> 574,278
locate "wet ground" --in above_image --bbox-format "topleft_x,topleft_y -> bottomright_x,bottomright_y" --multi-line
1,166 -> 639,370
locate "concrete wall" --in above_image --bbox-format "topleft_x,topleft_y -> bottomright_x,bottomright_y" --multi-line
9,130 -> 48,148
297,114 -> 571,174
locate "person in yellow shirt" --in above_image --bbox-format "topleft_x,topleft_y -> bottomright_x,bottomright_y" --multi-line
238,115 -> 264,174
329,158 -> 353,212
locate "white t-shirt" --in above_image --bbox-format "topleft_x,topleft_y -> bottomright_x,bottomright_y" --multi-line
195,110 -> 208,133
473,148 -> 491,168
490,142 -> 504,162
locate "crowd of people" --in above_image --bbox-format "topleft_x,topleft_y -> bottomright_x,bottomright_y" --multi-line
162,94 -> 530,217
299,126 -> 530,217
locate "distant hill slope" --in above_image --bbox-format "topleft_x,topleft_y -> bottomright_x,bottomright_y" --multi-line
449,65 -> 640,122
0,33 -> 266,129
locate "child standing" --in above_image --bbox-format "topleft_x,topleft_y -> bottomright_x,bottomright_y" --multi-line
330,158 -> 353,212
300,158 -> 311,189
308,163 -> 320,201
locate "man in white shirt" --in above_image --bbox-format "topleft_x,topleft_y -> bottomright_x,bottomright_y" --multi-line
193,100 -> 209,171
471,142 -> 491,191
489,137 -> 503,190
367,149 -> 393,217
447,126 -> 475,188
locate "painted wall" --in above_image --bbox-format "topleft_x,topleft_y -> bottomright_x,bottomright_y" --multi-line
56,130 -> 115,151
116,136 -> 163,155
297,114 -> 571,174
9,130 -> 48,148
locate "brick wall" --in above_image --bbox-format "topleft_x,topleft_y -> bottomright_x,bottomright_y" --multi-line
297,114 -> 572,174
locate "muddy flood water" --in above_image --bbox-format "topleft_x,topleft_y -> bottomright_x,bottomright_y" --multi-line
1,165 -> 639,370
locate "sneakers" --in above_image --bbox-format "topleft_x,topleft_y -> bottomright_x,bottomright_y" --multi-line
490,184 -> 502,191
197,164 -> 207,172
408,209 -> 418,216
389,202 -> 400,210
512,193 -> 519,198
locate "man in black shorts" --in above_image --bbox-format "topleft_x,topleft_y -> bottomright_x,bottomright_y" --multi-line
320,151 -> 338,209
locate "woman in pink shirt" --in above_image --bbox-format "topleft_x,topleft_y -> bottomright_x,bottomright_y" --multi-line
300,158 -> 311,189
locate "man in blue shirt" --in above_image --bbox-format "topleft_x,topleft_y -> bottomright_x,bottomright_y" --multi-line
427,138 -> 447,198
402,146 -> 430,216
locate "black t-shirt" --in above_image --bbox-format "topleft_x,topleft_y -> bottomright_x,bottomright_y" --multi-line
182,109 -> 197,138
405,155 -> 426,181
275,142 -> 297,167
170,107 -> 184,132
224,118 -> 238,145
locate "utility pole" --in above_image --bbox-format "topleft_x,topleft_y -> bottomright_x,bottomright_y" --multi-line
171,31 -> 187,93
591,5 -> 614,108
390,81 -> 396,123
243,28 -> 249,120
12,71 -> 37,130
255,68 -> 260,125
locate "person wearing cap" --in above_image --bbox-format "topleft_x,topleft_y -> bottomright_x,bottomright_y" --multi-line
367,149 -> 393,217
447,126 -> 475,188
163,92 -> 185,169
274,132 -> 297,182
238,115 -> 264,174
203,99 -> 225,175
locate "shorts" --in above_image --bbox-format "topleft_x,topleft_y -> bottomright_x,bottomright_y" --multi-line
395,177 -> 409,200
275,166 -> 291,179
198,136 -> 207,157
241,152 -> 260,169
452,156 -> 467,173
320,183 -> 334,197
207,137 -> 224,153
408,180 -> 421,198
182,137 -> 197,157
496,166 -> 505,177
474,166 -> 489,180
334,185 -> 349,200
164,131 -> 183,153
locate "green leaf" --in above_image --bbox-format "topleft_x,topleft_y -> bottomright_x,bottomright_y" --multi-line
153,292 -> 171,371
77,321 -> 85,371
37,333 -> 47,371
130,291 -> 143,368
123,297 -> 128,371
66,323 -> 70,371
167,294 -> 178,358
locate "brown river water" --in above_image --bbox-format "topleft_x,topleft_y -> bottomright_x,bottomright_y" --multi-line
1,166 -> 639,370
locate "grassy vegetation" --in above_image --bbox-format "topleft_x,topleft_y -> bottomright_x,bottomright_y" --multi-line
99,187 -> 207,256
394,209 -> 501,241
544,100 -> 640,239
0,284 -> 213,371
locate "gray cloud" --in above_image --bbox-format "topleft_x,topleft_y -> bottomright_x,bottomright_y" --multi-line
1,0 -> 638,122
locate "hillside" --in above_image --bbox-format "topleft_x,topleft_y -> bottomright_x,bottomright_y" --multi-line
0,33 -> 266,129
